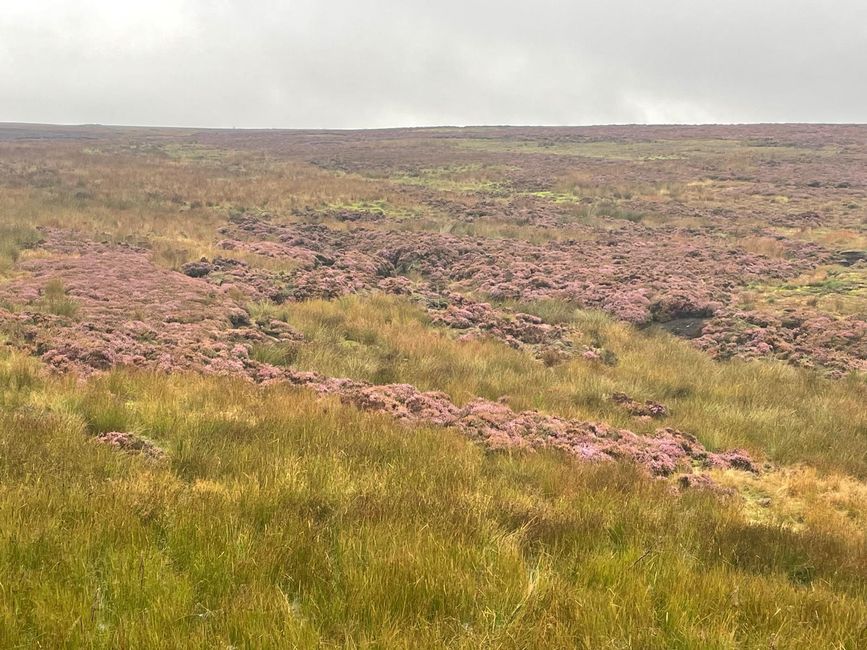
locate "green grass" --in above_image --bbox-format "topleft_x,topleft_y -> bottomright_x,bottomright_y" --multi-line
255,294 -> 867,477
389,164 -> 512,195
249,341 -> 301,366
737,266 -> 867,318
0,356 -> 865,648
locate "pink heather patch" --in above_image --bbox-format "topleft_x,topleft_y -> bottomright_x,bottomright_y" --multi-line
0,229 -> 762,485
611,392 -> 669,419
280,369 -> 757,479
199,214 -> 857,374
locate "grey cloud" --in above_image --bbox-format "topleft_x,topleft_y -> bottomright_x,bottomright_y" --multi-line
0,0 -> 865,127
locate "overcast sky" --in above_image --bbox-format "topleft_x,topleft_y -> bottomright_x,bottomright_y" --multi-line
1,0 -> 865,128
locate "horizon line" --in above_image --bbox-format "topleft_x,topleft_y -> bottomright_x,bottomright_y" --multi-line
2,120 -> 866,133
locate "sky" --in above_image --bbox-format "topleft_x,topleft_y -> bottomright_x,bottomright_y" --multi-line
1,0 -> 865,128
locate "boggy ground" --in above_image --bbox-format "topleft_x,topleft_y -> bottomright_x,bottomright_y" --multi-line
0,123 -> 865,647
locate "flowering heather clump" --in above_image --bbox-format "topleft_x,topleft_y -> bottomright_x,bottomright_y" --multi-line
676,473 -> 736,495
219,216 -> 820,319
180,259 -> 214,278
696,309 -> 867,375
709,448 -> 760,473
430,294 -> 562,344
276,368 -> 757,479
427,293 -> 575,360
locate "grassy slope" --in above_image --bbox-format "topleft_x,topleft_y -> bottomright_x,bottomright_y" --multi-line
1,356 -> 866,648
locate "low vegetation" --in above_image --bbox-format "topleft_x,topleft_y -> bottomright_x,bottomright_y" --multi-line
40,277 -> 79,317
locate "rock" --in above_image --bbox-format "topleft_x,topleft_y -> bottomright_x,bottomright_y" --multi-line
837,250 -> 866,267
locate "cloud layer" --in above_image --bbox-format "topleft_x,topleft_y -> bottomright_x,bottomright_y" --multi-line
1,0 -> 865,127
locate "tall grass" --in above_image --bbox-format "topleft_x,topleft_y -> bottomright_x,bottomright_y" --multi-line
0,140 -> 421,269
0,358 -> 865,647
259,294 -> 867,477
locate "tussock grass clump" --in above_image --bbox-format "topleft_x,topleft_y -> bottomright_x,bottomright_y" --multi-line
249,340 -> 300,366
0,222 -> 41,274
38,277 -> 80,317
0,358 -> 865,647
